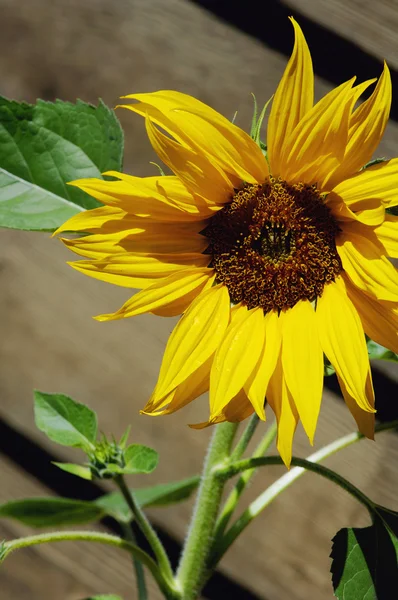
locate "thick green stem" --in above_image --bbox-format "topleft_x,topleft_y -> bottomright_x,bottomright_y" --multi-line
115,475 -> 175,590
120,522 -> 148,600
213,419 -> 277,543
2,530 -> 174,597
176,422 -> 239,600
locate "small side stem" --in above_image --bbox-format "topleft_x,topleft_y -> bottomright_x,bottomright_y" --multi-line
230,414 -> 260,462
115,475 -> 175,588
2,530 -> 173,596
176,422 -> 239,600
221,456 -> 375,512
210,420 -> 398,567
213,419 -> 277,542
212,455 -> 376,565
120,523 -> 148,600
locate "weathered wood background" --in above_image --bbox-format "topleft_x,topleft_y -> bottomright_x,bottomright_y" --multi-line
1,1 -> 397,598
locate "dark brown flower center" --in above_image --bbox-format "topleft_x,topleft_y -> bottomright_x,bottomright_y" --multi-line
203,178 -> 342,312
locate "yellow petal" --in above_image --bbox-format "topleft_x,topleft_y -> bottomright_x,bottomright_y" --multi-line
326,193 -> 385,227
121,90 -> 268,184
267,18 -> 313,177
337,221 -> 398,302
332,158 -> 398,209
152,273 -> 215,317
61,222 -> 208,259
315,277 -> 374,412
69,252 -> 210,289
325,64 -> 391,188
151,284 -> 230,400
69,175 -> 215,221
209,307 -> 265,416
244,310 -> 282,420
344,274 -> 398,354
281,300 -> 323,444
55,205 -> 130,236
143,355 -> 213,416
337,371 -> 375,440
280,78 -> 355,186
373,214 -> 398,258
145,116 -> 233,204
266,355 -> 299,469
96,268 -> 214,321
189,389 -> 254,429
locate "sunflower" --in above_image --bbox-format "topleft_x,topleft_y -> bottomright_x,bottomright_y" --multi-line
57,19 -> 398,466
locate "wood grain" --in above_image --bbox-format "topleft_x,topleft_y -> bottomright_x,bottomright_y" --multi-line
0,455 -> 163,600
1,0 -> 398,598
284,0 -> 398,68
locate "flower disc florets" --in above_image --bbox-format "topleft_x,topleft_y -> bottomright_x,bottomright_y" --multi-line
204,178 -> 342,312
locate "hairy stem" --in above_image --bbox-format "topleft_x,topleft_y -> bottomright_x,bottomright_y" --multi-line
176,422 -> 239,600
213,419 -> 277,542
120,522 -> 148,600
2,530 -> 175,597
115,475 -> 175,589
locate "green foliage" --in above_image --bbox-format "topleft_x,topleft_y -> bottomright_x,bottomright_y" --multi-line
123,444 -> 159,474
249,93 -> 272,147
0,97 -> 123,231
34,391 -> 97,452
95,476 -> 201,523
324,339 -> 398,377
367,339 -> 398,363
52,462 -> 93,480
0,476 -> 200,529
0,541 -> 6,563
331,507 -> 398,599
362,158 -> 387,170
0,498 -> 104,527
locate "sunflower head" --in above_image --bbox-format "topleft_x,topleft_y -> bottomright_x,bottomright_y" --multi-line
57,18 -> 397,467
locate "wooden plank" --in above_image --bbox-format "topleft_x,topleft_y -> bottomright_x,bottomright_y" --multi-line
2,231 -> 398,600
0,455 -> 163,600
1,0 -> 398,598
284,0 -> 398,68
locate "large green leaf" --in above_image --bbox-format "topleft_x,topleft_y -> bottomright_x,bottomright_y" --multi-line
331,508 -> 398,599
34,391 -> 97,451
0,498 -> 104,527
96,476 -> 200,522
0,97 -> 123,231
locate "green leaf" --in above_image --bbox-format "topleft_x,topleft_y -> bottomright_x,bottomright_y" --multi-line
34,391 -> 97,451
122,444 -> 159,474
367,339 -> 398,363
52,462 -> 92,480
250,93 -> 258,139
331,510 -> 398,599
0,498 -> 104,527
362,157 -> 387,170
119,426 -> 131,449
0,541 -> 7,563
95,476 -> 200,522
0,97 -> 123,231
0,168 -> 86,232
